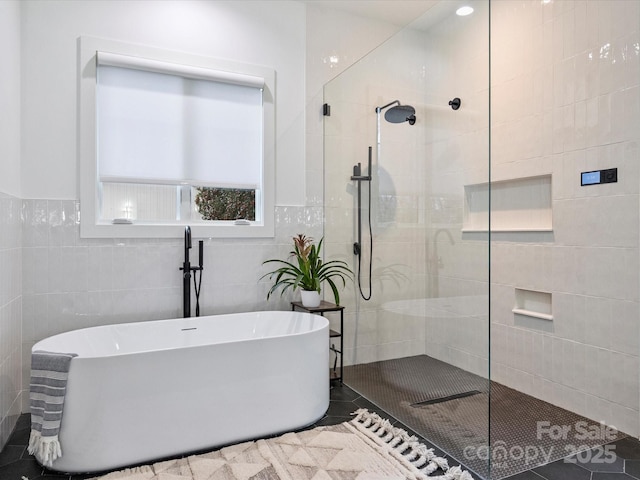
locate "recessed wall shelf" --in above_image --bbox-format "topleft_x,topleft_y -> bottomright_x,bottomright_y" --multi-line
463,174 -> 552,232
512,308 -> 553,321
513,288 -> 553,321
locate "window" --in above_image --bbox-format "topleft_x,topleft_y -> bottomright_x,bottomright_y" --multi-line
79,37 -> 275,238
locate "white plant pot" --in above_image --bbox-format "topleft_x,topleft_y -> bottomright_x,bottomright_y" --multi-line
300,290 -> 321,308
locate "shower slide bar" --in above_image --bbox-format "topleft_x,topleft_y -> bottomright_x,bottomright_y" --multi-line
350,146 -> 372,256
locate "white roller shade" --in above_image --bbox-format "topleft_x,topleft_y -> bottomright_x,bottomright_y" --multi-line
97,51 -> 264,89
96,58 -> 264,189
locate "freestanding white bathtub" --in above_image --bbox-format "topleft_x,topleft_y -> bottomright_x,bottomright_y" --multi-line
32,310 -> 329,473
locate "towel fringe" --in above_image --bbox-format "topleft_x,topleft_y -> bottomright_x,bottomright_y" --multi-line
434,465 -> 475,480
350,408 -> 474,479
28,430 -> 62,468
421,461 -> 440,475
388,433 -> 403,448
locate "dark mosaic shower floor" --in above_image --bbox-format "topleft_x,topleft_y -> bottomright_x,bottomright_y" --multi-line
344,354 -> 633,479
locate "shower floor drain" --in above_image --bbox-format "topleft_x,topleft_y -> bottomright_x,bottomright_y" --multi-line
410,390 -> 482,407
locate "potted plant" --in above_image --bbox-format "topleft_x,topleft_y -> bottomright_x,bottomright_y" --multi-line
262,234 -> 353,307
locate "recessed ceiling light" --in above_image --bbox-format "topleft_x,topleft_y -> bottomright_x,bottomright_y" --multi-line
456,6 -> 474,16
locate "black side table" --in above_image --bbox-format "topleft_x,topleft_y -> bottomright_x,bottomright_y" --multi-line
291,300 -> 344,383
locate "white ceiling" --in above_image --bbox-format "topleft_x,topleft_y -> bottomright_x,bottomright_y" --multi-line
301,0 -> 438,28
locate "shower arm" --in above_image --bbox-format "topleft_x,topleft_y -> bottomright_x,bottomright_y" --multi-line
375,100 -> 400,114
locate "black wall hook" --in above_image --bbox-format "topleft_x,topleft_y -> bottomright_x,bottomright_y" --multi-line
449,97 -> 461,110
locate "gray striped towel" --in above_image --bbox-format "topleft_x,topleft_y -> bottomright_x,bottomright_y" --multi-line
28,350 -> 77,467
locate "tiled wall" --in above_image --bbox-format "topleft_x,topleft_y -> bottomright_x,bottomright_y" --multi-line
20,201 -> 323,410
490,0 -> 640,436
0,0 -> 21,451
0,193 -> 22,447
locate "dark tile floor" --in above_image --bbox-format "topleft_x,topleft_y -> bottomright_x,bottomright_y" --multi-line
2,383 -> 640,480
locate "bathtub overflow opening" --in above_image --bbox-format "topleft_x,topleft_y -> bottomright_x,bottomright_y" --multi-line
181,327 -> 198,331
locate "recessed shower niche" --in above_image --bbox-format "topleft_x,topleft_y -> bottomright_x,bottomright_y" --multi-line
463,175 -> 552,232
513,288 -> 553,321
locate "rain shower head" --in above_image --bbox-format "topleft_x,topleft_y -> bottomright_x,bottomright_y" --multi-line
385,105 -> 416,125
375,100 -> 416,125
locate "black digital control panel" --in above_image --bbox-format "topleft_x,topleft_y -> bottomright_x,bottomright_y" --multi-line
581,168 -> 617,186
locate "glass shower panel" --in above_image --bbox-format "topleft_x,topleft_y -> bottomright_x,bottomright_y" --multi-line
323,1 -> 490,478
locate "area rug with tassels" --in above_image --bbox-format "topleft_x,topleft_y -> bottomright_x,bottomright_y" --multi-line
92,409 -> 474,480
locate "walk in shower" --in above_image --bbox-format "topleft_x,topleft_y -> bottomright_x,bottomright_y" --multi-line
323,1 -> 639,479
324,2 -> 492,476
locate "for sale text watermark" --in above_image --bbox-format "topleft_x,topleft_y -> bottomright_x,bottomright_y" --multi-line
537,420 -> 618,442
463,421 -> 620,470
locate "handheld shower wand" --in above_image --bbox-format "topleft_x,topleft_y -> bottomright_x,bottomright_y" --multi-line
195,240 -> 203,316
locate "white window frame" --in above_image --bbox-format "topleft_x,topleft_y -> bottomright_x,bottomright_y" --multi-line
78,36 -> 275,238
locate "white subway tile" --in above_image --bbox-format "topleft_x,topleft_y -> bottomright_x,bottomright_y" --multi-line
610,300 -> 639,355
609,402 -> 639,438
610,351 -> 639,410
